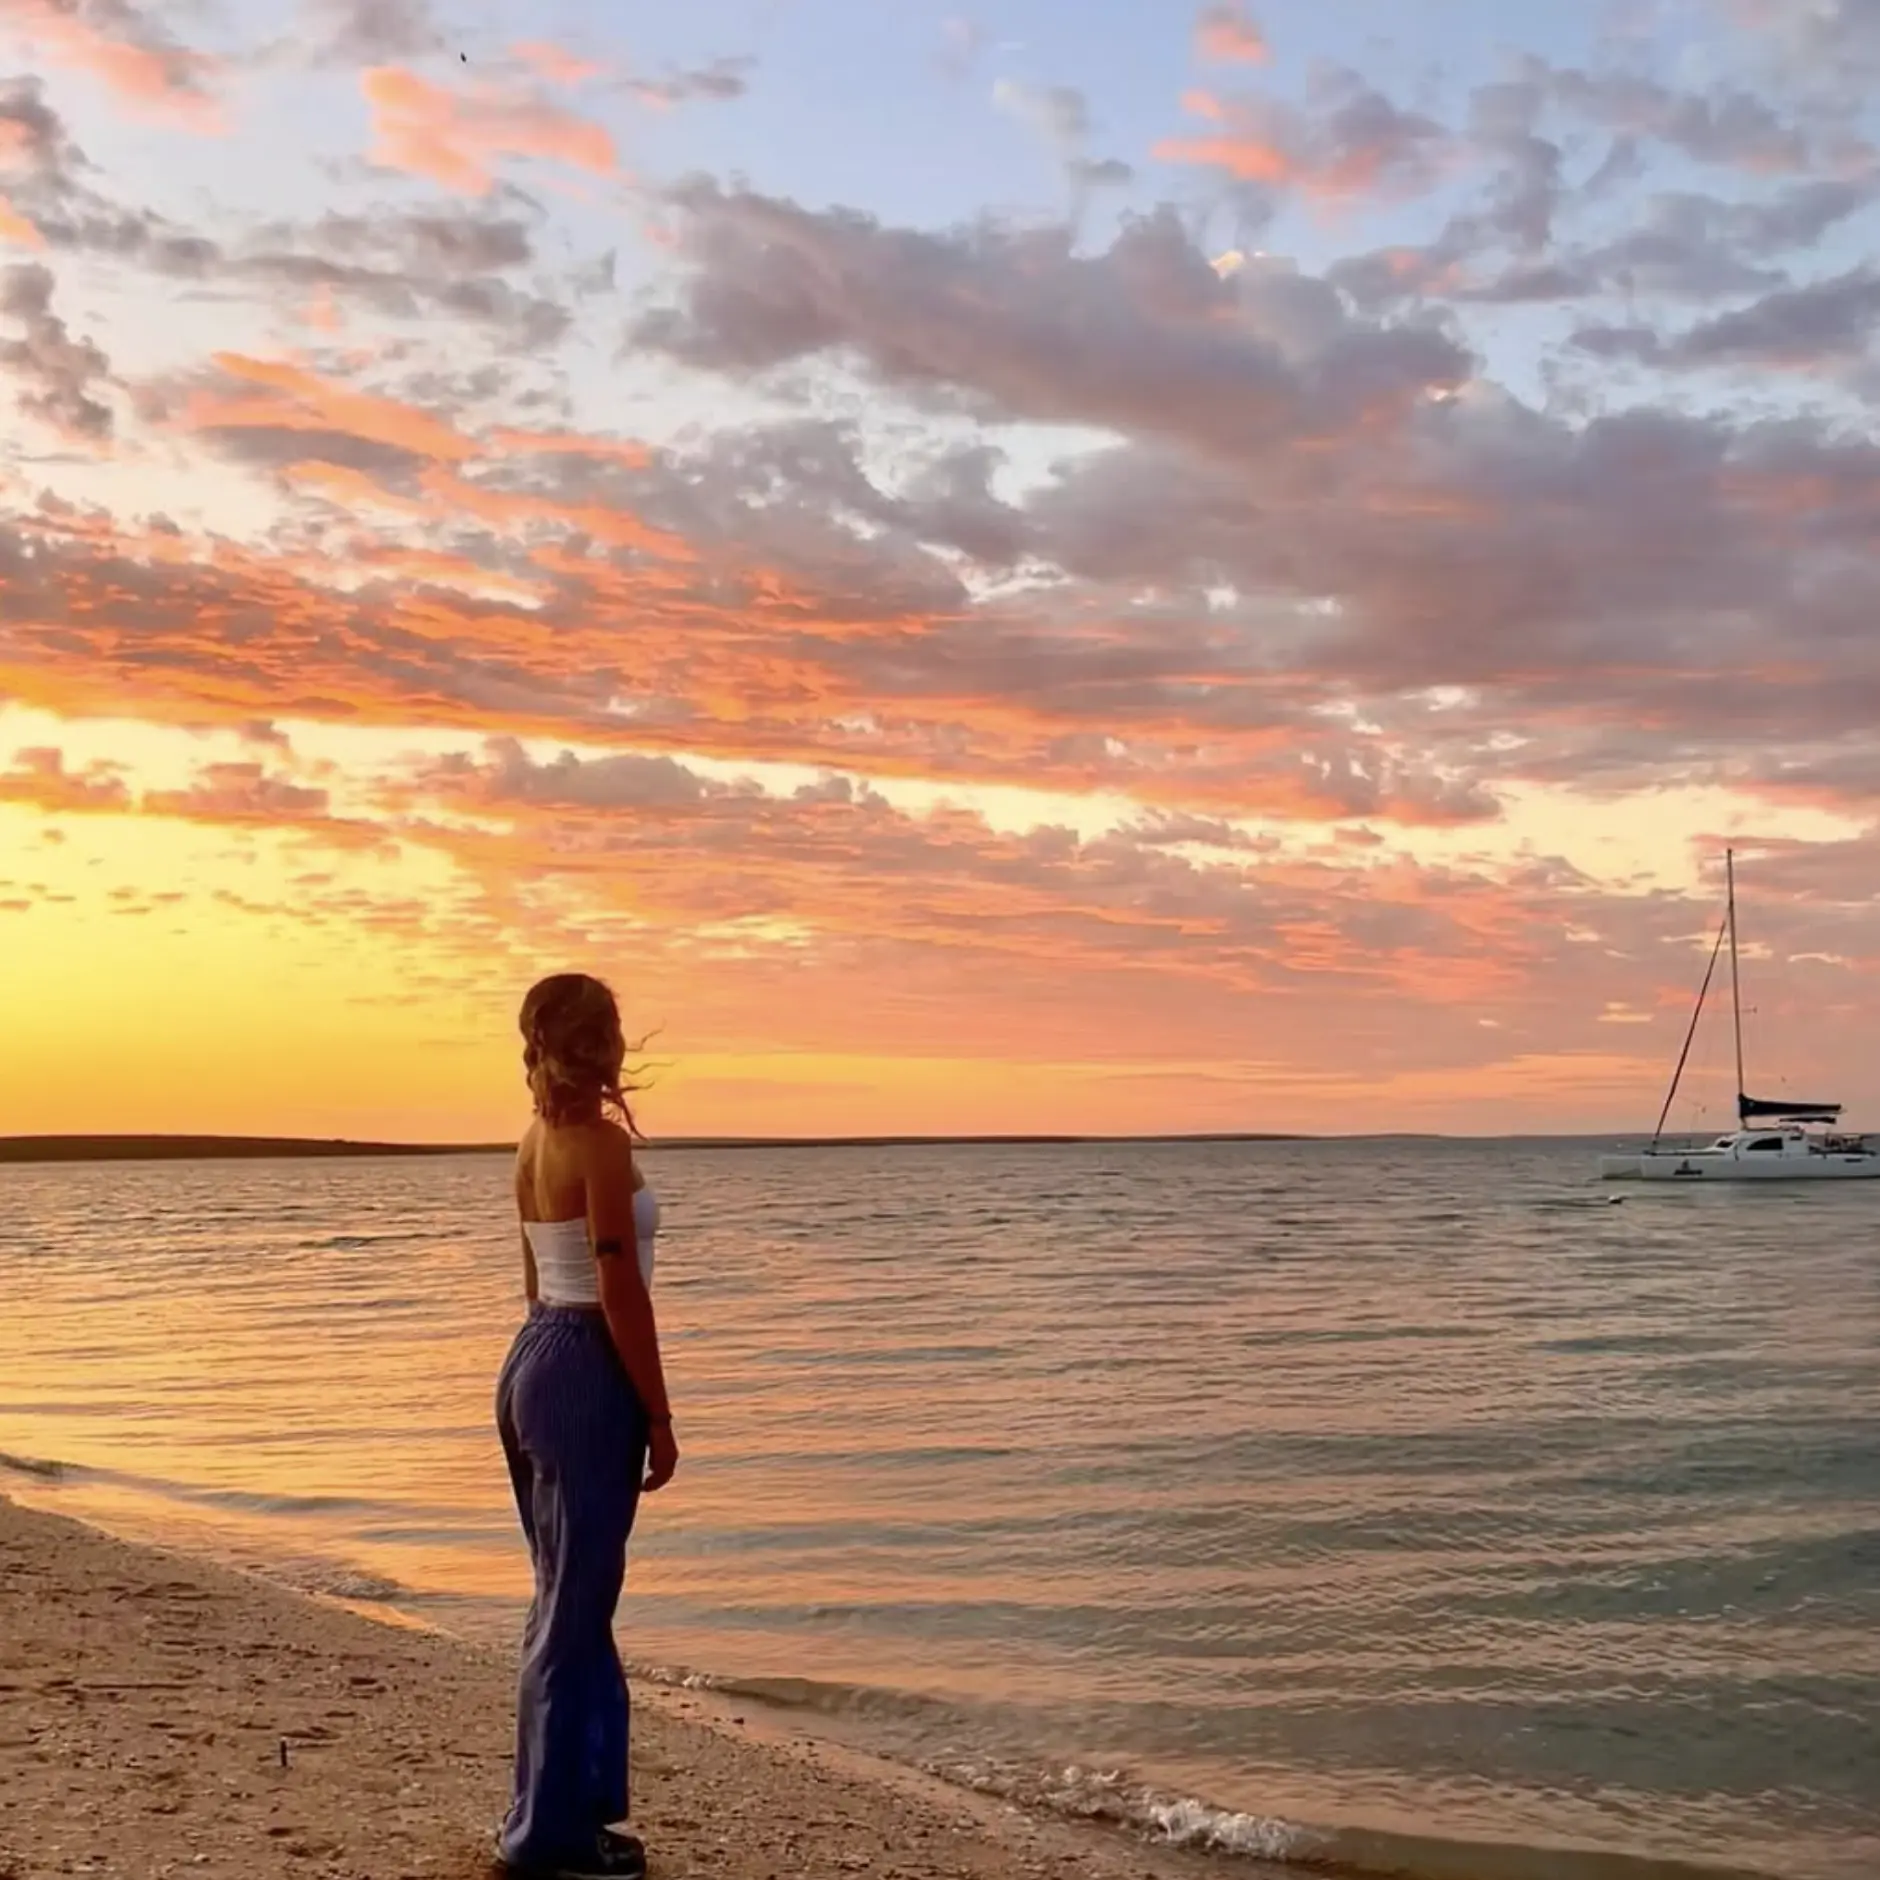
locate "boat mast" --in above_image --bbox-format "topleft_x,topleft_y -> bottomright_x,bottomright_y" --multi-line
1727,847 -> 1747,1123
1652,912 -> 1729,1148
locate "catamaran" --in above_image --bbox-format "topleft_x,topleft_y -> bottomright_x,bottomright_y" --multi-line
1599,849 -> 1880,1181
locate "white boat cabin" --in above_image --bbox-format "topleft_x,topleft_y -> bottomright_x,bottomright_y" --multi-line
1601,1121 -> 1880,1181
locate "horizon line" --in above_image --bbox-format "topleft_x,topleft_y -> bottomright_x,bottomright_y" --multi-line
0,1128 -> 1664,1165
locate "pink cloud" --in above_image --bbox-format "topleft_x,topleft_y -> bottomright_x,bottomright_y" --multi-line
361,65 -> 619,195
0,0 -> 218,123
1156,83 -> 1449,201
512,39 -> 606,86
0,745 -> 129,811
1195,2 -> 1268,65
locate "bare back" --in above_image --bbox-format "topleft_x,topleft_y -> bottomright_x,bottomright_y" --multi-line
514,1118 -> 646,1305
516,1118 -> 644,1220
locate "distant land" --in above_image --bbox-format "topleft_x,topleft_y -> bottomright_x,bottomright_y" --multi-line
0,1130 -> 1340,1166
0,1135 -> 513,1165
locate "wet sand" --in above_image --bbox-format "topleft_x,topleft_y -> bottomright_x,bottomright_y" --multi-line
0,1493 -> 1223,1880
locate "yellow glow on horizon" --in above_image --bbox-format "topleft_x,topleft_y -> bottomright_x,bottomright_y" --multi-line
2,699 -> 1869,1142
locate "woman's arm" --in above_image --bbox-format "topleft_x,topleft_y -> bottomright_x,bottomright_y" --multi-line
586,1124 -> 678,1491
513,1144 -> 538,1302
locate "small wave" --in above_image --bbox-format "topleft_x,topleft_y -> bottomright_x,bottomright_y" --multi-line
636,1663 -> 1776,1880
928,1758 -> 1774,1880
302,1231 -> 435,1251
636,1663 -> 961,1730
4,1455 -> 403,1520
0,1448 -> 82,1481
932,1757 -> 1316,1860
267,1559 -> 411,1604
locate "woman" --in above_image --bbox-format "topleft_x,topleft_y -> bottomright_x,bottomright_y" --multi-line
495,973 -> 678,1880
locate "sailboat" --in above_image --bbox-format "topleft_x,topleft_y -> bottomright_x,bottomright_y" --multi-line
1599,849 -> 1880,1181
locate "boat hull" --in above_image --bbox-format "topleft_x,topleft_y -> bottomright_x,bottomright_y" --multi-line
1601,1152 -> 1880,1181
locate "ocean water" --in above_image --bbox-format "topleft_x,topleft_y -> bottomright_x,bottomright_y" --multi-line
1,1139 -> 1877,1880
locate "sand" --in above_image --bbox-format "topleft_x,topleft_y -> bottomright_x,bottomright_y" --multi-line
0,1493 -> 1222,1880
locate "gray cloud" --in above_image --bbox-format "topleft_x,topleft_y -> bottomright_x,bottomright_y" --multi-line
1729,0 -> 1880,83
0,76 -> 86,196
287,208 -> 537,275
26,192 -> 569,346
630,186 -> 1471,465
1668,267 -> 1880,365
1546,65 -> 1811,172
1464,77 -> 1565,255
428,737 -> 713,810
993,79 -> 1135,205
301,0 -> 444,65
629,58 -> 753,106
1574,267 -> 1880,370
194,423 -> 434,479
0,263 -> 112,440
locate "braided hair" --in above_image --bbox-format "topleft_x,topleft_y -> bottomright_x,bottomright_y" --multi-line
517,973 -> 642,1134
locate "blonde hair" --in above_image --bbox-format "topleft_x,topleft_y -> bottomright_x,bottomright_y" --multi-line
518,973 -> 641,1133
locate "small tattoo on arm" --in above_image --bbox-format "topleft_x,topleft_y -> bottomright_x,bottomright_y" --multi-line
594,1236 -> 626,1258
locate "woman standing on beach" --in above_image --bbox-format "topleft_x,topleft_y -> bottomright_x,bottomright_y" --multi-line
495,973 -> 678,1880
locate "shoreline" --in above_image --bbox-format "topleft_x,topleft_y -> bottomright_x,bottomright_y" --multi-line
0,1490 -> 1239,1880
0,1488 -> 1786,1880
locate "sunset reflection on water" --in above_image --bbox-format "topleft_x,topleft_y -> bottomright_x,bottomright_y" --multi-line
3,1140 -> 1878,1879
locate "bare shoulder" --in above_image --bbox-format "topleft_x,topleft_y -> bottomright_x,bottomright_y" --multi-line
513,1122 -> 540,1209
581,1118 -> 636,1174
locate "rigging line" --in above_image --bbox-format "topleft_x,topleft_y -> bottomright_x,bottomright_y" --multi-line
1726,846 -> 1747,1107
1652,910 -> 1730,1148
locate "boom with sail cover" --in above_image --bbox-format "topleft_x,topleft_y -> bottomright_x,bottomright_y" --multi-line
1738,1096 -> 1841,1122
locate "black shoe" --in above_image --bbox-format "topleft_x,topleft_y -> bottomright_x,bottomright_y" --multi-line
505,1836 -> 646,1880
600,1828 -> 645,1864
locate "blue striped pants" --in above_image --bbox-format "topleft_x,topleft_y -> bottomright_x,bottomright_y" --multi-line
495,1302 -> 648,1868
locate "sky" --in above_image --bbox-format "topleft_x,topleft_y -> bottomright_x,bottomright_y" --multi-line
3,0 -> 1880,1141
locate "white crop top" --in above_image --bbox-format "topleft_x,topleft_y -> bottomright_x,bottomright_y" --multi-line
526,1186 -> 659,1306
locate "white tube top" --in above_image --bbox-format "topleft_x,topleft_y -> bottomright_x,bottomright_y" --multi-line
526,1186 -> 658,1306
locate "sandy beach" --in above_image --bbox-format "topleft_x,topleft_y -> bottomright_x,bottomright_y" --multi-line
0,1493 -> 1225,1880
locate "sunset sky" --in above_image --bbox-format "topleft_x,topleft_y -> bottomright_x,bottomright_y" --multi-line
3,0 -> 1880,1140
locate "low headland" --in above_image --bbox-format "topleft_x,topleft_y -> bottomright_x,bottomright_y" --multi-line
0,1131 -> 1322,1165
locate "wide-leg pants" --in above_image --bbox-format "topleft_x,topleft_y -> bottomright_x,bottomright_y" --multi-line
495,1302 -> 648,1868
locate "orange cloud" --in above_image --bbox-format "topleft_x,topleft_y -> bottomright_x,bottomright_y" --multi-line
361,65 -> 618,195
0,0 -> 217,122
6,718 -> 1737,1138
0,487 -> 1489,826
1158,129 -> 1293,186
186,353 -> 479,463
0,193 -> 42,246
1195,2 -> 1269,65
